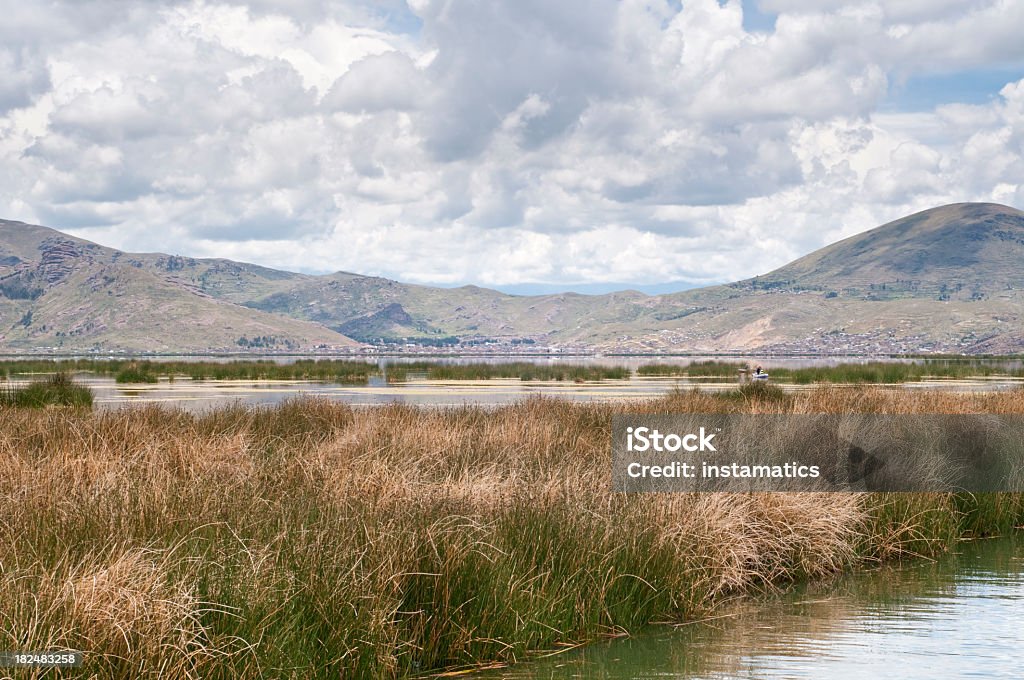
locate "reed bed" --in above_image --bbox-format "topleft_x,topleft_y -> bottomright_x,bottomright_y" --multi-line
3,357 -> 1022,385
0,373 -> 94,408
384,361 -> 630,382
776,361 -> 1024,384
0,359 -> 629,384
114,364 -> 159,384
637,360 -> 745,377
1,388 -> 1022,678
637,359 -> 1024,382
0,358 -> 377,384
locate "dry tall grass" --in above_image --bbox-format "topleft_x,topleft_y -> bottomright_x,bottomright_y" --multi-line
1,387 -> 1022,677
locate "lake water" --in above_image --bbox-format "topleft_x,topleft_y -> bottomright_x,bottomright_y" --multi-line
477,534 -> 1024,679
3,375 -> 737,409
3,374 -> 1022,411
3,355 -> 1023,410
50,353 -> 1024,371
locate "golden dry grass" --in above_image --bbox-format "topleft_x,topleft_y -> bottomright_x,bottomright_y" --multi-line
0,387 -> 1022,677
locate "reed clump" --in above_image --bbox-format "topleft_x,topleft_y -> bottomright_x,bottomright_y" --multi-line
1,387 -> 1022,678
0,372 -> 94,408
637,360 -> 744,377
637,359 -> 1024,383
728,381 -> 790,403
115,364 -> 158,384
173,359 -> 374,383
384,361 -> 630,382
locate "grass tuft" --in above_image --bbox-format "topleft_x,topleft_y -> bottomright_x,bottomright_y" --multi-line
729,381 -> 791,403
115,365 -> 159,384
0,372 -> 94,408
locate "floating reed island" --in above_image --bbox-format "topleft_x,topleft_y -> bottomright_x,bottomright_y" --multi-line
2,386 -> 1023,678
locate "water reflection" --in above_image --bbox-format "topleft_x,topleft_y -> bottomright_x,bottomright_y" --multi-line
3,355 -> 1024,411
91,375 -> 723,410
0,371 -> 1020,412
480,536 -> 1024,679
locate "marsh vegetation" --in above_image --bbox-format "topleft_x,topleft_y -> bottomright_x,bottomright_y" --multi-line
0,359 -> 628,385
2,387 -> 1022,677
637,359 -> 1024,383
0,359 -> 377,384
383,360 -> 630,382
3,357 -> 1023,389
0,372 -> 94,408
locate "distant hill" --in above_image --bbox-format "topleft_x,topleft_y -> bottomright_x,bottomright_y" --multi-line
0,221 -> 357,352
760,203 -> 1024,292
2,202 -> 1023,354
652,202 -> 1024,354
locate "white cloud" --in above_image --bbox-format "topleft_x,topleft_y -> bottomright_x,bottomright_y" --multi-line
322,50 -> 423,112
0,0 -> 1023,289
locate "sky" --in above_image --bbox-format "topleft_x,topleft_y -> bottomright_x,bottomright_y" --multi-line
1,0 -> 1023,295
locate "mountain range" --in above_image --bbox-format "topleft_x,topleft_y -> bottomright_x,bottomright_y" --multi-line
1,202 -> 1022,354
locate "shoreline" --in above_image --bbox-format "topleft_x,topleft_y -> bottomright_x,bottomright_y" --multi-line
1,351 -> 1021,359
462,531 -> 1024,679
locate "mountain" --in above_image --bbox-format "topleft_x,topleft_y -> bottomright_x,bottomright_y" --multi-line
0,221 -> 357,352
1,202 -> 1023,354
628,202 -> 1024,354
241,273 -> 653,345
759,202 -> 1024,291
234,202 -> 1024,354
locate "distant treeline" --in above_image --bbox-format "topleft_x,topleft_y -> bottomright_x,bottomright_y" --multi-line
1,357 -> 1022,385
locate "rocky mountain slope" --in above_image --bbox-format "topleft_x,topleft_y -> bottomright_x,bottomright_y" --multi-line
234,203 -> 1024,354
0,221 -> 357,352
2,202 -> 1022,354
638,202 -> 1024,354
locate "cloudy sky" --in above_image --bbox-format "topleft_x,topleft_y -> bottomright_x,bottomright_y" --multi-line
1,1 -> 1023,293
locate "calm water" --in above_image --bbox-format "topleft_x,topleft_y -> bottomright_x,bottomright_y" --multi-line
55,354 -> 1024,371
478,535 -> 1024,679
4,356 -> 1023,410
4,374 -> 1022,411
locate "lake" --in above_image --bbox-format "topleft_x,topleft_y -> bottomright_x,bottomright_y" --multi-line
476,534 -> 1024,679
2,355 -> 1022,410
1,374 -> 1021,411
